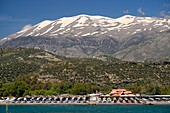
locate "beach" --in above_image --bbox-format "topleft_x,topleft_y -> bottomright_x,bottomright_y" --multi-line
1,94 -> 170,106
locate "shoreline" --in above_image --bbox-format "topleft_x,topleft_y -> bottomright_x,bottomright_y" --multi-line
1,94 -> 170,106
1,102 -> 170,106
0,103 -> 142,106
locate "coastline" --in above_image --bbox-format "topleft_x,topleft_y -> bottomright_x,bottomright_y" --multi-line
0,102 -> 141,106
1,94 -> 170,106
1,101 -> 170,106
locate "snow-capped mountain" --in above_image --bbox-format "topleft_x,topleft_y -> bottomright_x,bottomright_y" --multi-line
1,14 -> 170,42
0,14 -> 170,61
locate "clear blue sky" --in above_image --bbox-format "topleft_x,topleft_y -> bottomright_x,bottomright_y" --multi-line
0,0 -> 169,39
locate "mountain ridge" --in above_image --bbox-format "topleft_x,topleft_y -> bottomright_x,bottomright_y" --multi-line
1,14 -> 169,42
0,14 -> 170,61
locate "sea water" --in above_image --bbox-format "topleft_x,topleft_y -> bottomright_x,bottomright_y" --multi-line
0,104 -> 170,113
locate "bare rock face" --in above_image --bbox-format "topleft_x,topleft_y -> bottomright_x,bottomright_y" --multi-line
0,14 -> 170,61
113,30 -> 170,61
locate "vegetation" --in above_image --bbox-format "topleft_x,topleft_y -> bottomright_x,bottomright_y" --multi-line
0,48 -> 170,96
0,78 -> 100,97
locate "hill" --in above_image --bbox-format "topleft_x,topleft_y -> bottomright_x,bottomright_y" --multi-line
0,48 -> 170,95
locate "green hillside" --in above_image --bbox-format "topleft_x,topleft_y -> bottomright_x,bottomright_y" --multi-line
0,48 -> 170,96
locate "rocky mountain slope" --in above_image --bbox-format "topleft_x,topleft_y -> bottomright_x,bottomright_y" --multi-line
0,15 -> 170,61
114,30 -> 170,61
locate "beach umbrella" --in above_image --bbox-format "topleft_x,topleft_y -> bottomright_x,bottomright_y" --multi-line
107,97 -> 111,100
25,95 -> 31,99
42,97 -> 46,101
24,97 -> 27,101
162,98 -> 166,100
103,97 -> 106,100
113,97 -> 117,101
149,98 -> 154,101
98,98 -> 102,101
130,97 -> 134,101
124,97 -> 128,101
18,97 -> 24,101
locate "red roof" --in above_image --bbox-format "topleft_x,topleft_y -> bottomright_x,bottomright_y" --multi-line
109,89 -> 133,96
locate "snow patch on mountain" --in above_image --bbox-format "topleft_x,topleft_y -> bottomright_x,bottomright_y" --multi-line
1,14 -> 170,43
115,15 -> 135,24
34,20 -> 53,31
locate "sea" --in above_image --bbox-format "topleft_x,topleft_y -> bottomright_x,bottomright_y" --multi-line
0,104 -> 170,113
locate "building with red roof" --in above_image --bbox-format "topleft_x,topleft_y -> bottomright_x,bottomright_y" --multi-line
109,89 -> 133,96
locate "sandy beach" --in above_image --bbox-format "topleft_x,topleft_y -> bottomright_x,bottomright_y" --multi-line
0,102 -> 141,106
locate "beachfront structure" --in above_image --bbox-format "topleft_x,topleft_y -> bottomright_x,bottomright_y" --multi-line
109,89 -> 133,96
88,93 -> 101,102
1,89 -> 170,105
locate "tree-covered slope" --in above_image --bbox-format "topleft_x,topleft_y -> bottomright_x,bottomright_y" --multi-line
0,48 -> 170,96
0,48 -> 170,86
